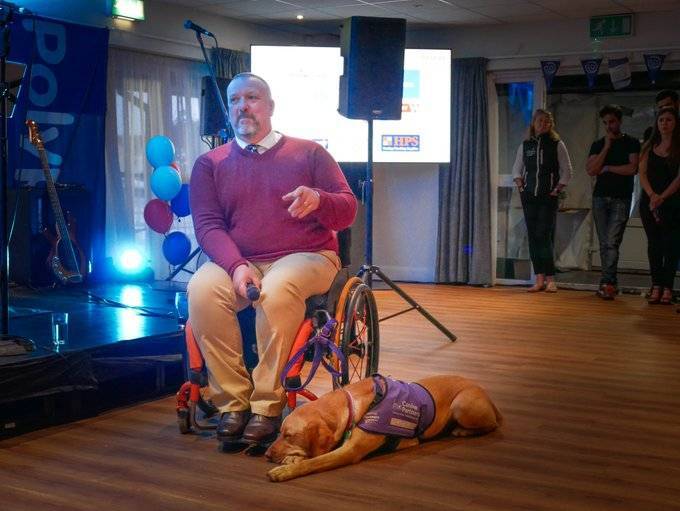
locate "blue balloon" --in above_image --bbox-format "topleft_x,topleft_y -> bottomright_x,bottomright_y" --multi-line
146,135 -> 175,168
150,165 -> 182,200
162,231 -> 191,266
170,184 -> 191,217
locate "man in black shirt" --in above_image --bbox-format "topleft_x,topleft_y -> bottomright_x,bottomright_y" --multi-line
586,105 -> 641,300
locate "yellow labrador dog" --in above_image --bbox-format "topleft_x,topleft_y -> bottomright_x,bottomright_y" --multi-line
265,374 -> 501,482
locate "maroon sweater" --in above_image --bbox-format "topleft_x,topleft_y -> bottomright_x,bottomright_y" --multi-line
190,135 -> 357,276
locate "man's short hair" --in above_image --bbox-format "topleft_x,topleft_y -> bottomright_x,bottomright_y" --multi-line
229,72 -> 272,98
599,104 -> 622,120
655,89 -> 678,104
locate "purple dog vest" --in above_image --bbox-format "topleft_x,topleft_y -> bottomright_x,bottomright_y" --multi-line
357,375 -> 435,439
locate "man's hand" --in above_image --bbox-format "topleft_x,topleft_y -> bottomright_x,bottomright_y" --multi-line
282,186 -> 321,219
232,264 -> 260,300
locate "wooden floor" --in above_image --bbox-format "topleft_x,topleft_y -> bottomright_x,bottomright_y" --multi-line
2,285 -> 679,511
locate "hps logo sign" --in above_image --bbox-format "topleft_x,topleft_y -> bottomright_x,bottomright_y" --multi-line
381,135 -> 420,151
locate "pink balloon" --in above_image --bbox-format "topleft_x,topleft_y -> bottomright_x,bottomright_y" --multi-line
144,199 -> 173,234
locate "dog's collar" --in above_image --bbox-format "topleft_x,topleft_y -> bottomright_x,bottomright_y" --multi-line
341,389 -> 355,442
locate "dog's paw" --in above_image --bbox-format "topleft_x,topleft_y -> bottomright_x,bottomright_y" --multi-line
281,455 -> 306,465
267,465 -> 295,482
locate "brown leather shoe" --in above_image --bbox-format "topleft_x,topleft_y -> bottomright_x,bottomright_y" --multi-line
241,414 -> 281,444
217,410 -> 251,441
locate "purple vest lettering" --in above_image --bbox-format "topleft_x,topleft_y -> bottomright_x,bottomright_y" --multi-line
357,375 -> 435,439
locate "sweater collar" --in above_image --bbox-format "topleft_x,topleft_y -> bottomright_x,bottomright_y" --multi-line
234,130 -> 282,154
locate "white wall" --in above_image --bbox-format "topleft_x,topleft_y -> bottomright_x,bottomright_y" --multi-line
107,0 -> 330,60
373,163 -> 440,282
408,10 -> 680,71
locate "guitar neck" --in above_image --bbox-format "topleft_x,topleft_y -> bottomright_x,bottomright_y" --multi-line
38,151 -> 70,240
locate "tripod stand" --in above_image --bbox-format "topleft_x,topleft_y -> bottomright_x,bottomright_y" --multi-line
357,119 -> 456,341
0,3 -> 34,354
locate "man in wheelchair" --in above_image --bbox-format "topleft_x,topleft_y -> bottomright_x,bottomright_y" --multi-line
188,73 -> 357,447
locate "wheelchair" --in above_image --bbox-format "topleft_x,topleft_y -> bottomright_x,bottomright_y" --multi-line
175,229 -> 380,435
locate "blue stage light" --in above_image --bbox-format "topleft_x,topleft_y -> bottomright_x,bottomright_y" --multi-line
115,248 -> 145,274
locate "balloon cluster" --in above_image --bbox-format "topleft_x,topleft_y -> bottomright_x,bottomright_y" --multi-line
143,135 -> 192,266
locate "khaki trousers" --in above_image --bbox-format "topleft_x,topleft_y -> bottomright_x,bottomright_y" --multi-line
187,250 -> 340,417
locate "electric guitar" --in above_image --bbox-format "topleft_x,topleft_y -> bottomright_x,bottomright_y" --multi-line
26,120 -> 86,284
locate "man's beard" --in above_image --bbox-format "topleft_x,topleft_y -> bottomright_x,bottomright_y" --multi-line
234,116 -> 259,137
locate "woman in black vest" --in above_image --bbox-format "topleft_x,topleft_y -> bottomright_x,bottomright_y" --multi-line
512,109 -> 573,292
639,107 -> 680,305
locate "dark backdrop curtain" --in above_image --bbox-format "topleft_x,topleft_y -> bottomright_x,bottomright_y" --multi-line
436,57 -> 492,285
210,48 -> 250,79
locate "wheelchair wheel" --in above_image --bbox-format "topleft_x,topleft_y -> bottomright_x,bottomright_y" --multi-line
334,281 -> 379,387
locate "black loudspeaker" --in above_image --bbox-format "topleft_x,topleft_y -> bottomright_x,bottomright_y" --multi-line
6,187 -> 50,285
338,16 -> 406,120
200,76 -> 230,136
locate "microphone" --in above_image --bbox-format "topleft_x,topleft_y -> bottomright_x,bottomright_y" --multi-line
184,19 -> 214,37
246,283 -> 261,302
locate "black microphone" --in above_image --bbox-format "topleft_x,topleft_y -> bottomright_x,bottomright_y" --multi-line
184,19 -> 214,37
246,283 -> 260,302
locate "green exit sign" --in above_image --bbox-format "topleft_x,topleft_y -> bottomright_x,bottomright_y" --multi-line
590,14 -> 633,39
112,0 -> 145,21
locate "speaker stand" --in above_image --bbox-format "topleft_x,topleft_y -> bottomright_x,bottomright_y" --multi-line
358,119 -> 456,342
0,5 -> 34,354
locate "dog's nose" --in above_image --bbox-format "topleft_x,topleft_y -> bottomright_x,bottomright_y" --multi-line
264,446 -> 273,461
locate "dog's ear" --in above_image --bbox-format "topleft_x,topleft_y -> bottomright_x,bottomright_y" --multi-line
310,421 -> 337,457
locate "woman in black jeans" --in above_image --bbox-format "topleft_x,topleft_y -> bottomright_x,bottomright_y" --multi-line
512,109 -> 573,292
639,107 -> 680,304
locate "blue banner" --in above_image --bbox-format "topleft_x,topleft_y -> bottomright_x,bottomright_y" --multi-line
644,54 -> 665,85
581,58 -> 602,89
8,13 -> 109,275
540,60 -> 560,90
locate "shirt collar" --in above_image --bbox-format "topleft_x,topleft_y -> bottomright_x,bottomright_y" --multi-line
234,130 -> 282,154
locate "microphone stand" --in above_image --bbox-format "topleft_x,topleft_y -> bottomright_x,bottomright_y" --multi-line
194,28 -> 230,147
0,3 -> 34,354
165,23 -> 230,281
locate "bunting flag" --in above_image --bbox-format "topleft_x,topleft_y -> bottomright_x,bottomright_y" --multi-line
608,57 -> 631,90
581,58 -> 602,89
540,60 -> 561,90
644,54 -> 666,84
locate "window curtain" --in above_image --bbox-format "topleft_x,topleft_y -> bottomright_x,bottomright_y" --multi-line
436,57 -> 492,285
105,48 -> 208,280
210,47 -> 250,79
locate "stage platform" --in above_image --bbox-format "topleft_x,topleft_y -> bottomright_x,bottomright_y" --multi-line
1,281 -> 189,438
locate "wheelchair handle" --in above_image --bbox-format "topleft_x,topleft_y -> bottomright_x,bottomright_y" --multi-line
246,282 -> 260,301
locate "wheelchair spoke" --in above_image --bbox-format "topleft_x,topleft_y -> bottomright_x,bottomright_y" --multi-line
338,282 -> 380,386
